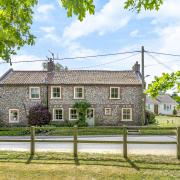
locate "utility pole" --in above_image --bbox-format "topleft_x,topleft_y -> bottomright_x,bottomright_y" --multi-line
141,46 -> 145,125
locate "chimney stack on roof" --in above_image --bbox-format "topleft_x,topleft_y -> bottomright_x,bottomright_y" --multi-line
47,58 -> 55,72
132,61 -> 140,73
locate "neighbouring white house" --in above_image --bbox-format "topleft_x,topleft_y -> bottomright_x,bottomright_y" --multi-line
146,94 -> 178,115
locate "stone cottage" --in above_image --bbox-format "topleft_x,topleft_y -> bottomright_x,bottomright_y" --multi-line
0,61 -> 143,126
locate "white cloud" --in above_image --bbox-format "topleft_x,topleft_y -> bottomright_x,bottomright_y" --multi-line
11,55 -> 43,71
40,26 -> 55,33
129,29 -> 139,37
37,4 -> 55,14
63,0 -> 131,41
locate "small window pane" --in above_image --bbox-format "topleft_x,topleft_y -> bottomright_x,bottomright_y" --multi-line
9,110 -> 19,122
70,109 -> 78,120
53,109 -> 63,120
110,88 -> 119,99
52,87 -> 61,98
122,108 -> 132,121
105,108 -> 111,115
30,88 -> 40,99
74,87 -> 84,98
87,109 -> 94,118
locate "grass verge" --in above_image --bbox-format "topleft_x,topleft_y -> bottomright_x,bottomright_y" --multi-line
0,126 -> 177,136
0,151 -> 179,180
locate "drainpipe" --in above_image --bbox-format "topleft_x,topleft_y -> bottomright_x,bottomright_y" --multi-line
45,77 -> 49,110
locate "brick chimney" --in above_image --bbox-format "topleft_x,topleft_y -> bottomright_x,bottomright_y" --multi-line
132,61 -> 140,73
47,58 -> 55,72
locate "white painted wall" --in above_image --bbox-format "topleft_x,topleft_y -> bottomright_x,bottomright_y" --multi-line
158,103 -> 176,115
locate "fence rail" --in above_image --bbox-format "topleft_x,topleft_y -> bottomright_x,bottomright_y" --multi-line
0,126 -> 179,159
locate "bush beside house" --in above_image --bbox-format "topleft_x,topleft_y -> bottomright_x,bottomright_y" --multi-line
28,104 -> 52,126
73,101 -> 91,127
145,110 -> 156,124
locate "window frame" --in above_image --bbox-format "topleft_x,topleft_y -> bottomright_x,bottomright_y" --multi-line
110,87 -> 120,99
52,108 -> 64,121
121,108 -> 133,121
86,108 -> 95,119
104,108 -> 112,116
29,87 -> 40,99
51,86 -> 62,99
74,86 -> 84,99
69,108 -> 78,121
9,109 -> 19,123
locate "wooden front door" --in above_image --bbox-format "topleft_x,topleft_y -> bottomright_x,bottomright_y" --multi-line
154,104 -> 158,115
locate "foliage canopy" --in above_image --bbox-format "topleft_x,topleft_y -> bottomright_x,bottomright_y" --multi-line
0,0 -> 164,61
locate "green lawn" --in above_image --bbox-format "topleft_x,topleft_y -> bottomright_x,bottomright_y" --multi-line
0,151 -> 179,180
156,115 -> 180,127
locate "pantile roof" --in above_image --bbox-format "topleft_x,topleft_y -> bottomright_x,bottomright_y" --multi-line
0,69 -> 142,85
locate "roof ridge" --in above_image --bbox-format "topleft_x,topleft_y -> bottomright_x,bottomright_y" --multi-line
13,70 -> 47,73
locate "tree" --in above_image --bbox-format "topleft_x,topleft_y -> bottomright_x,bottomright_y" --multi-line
42,62 -> 68,71
146,71 -> 180,97
0,0 -> 37,62
0,0 -> 164,62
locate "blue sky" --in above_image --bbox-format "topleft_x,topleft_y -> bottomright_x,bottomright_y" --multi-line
0,0 -> 180,85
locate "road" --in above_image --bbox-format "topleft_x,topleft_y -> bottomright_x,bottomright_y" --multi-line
0,135 -> 177,155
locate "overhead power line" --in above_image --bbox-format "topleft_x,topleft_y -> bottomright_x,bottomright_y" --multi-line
72,53 -> 139,70
0,50 -> 140,65
145,50 -> 180,57
145,59 -> 180,67
145,52 -> 174,71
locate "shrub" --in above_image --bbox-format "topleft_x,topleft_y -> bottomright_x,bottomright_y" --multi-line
28,104 -> 51,126
73,101 -> 91,127
145,110 -> 156,124
173,108 -> 177,116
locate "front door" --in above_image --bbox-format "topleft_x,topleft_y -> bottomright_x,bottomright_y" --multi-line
154,104 -> 158,115
86,108 -> 94,126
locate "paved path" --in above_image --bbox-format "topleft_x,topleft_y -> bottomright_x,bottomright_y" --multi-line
0,135 -> 177,155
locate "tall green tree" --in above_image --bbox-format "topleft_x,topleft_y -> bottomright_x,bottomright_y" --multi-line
0,0 -> 38,62
0,0 -> 164,62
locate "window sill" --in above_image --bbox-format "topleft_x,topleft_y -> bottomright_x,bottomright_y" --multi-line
9,121 -> 19,123
29,98 -> 41,100
109,98 -> 120,100
51,97 -> 62,100
121,120 -> 133,122
52,119 -> 64,121
73,98 -> 84,100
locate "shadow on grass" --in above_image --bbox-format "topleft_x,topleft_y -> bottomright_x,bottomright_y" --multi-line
74,156 -> 80,166
26,155 -> 34,164
0,154 -> 180,171
125,157 -> 140,171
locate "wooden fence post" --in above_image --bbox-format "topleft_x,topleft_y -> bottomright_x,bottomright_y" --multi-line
30,126 -> 35,155
177,127 -> 180,159
123,126 -> 127,158
73,125 -> 78,159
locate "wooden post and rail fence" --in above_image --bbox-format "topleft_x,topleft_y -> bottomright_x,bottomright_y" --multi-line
0,126 -> 179,159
